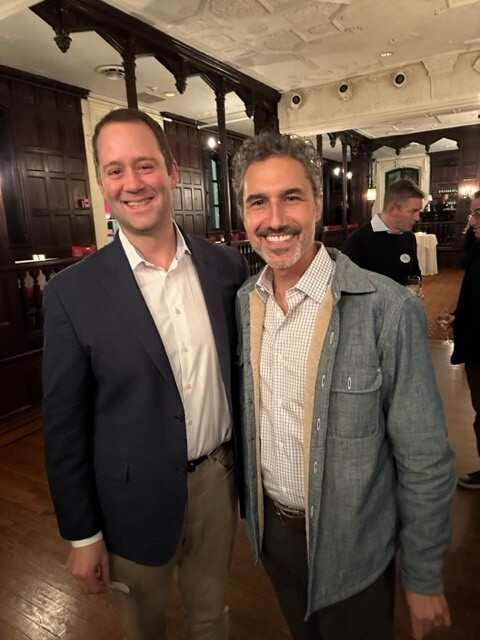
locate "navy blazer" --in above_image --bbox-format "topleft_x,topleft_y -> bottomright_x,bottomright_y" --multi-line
42,232 -> 248,565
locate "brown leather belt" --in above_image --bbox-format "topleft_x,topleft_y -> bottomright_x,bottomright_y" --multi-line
264,492 -> 306,531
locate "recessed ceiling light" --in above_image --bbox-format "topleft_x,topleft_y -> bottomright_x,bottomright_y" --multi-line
380,51 -> 393,58
163,91 -> 176,98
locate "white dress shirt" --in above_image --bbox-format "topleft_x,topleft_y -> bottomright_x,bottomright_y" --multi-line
255,244 -> 335,510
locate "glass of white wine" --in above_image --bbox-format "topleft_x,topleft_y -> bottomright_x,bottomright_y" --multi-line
437,313 -> 452,345
405,275 -> 421,297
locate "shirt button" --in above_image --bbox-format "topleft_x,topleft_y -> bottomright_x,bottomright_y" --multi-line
316,418 -> 321,431
188,419 -> 193,426
185,383 -> 192,390
321,374 -> 326,387
175,308 -> 181,315
183,345 -> 189,352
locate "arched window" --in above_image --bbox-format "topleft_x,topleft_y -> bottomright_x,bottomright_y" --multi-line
385,167 -> 419,189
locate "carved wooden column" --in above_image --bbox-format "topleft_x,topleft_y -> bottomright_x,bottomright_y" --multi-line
122,43 -> 138,110
253,101 -> 279,134
341,136 -> 348,228
215,87 -> 233,243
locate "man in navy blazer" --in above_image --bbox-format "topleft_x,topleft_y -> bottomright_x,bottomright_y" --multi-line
42,108 -> 248,639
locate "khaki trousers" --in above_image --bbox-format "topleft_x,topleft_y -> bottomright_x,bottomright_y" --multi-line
110,443 -> 237,640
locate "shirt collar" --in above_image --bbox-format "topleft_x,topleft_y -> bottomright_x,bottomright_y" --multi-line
371,213 -> 403,235
255,243 -> 334,303
118,221 -> 191,271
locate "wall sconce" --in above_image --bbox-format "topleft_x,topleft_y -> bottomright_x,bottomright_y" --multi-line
366,187 -> 377,202
460,181 -> 478,199
207,136 -> 218,149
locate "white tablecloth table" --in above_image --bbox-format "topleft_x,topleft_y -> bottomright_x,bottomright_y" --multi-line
415,232 -> 438,276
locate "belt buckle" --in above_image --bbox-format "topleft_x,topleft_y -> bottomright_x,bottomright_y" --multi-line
273,500 -> 304,522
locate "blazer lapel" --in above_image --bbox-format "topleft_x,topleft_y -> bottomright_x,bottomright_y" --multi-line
101,237 -> 179,396
186,236 -> 231,397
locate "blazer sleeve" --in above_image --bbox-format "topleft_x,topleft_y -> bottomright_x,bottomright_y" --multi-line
42,282 -> 103,541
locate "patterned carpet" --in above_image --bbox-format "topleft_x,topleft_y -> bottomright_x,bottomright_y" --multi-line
421,268 -> 464,340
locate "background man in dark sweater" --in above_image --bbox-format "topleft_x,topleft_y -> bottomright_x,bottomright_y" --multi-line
342,179 -> 423,285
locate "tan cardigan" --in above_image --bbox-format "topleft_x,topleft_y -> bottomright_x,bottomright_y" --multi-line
248,286 -> 333,548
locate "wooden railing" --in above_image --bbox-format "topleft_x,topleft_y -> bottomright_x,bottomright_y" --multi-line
414,220 -> 466,248
1,258 -> 80,349
230,240 -> 265,276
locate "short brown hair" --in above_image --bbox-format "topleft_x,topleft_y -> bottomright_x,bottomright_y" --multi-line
92,108 -> 174,176
383,179 -> 424,211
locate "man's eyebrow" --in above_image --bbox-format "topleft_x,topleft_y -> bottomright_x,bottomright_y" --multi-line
102,156 -> 157,169
245,187 -> 304,203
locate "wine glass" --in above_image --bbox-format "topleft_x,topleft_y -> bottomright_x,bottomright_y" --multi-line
405,275 -> 421,297
436,310 -> 453,345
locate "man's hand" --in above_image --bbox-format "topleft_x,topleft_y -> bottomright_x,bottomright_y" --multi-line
66,539 -> 111,594
405,590 -> 451,640
436,313 -> 454,327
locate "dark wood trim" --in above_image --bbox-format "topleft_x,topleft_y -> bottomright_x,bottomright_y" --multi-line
31,0 -> 280,104
0,64 -> 88,98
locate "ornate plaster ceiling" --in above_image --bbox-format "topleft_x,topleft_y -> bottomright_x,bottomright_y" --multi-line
1,0 -> 479,159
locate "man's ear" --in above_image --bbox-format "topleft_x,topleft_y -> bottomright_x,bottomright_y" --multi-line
314,197 -> 323,223
169,160 -> 179,189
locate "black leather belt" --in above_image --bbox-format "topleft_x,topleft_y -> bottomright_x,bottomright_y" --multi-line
187,454 -> 208,472
264,492 -> 306,531
187,441 -> 231,473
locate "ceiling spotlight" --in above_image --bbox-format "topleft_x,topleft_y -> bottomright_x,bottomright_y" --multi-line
393,71 -> 407,88
163,91 -> 176,98
380,51 -> 393,58
95,64 -> 125,80
288,91 -> 304,109
338,82 -> 353,100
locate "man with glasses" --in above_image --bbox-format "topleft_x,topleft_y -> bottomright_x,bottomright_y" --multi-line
437,190 -> 480,488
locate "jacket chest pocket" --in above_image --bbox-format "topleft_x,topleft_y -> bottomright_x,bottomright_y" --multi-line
328,367 -> 382,439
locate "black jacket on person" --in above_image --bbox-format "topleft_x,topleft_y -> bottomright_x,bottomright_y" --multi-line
451,240 -> 480,365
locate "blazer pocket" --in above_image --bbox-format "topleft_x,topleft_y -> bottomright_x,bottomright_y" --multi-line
329,367 -> 382,439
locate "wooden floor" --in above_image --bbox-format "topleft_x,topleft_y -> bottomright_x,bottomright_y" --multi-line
0,269 -> 477,639
421,268 -> 464,340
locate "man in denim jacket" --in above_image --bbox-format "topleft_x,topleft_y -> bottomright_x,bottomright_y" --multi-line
232,132 -> 455,640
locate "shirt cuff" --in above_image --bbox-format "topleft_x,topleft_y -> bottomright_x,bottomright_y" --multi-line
70,531 -> 103,547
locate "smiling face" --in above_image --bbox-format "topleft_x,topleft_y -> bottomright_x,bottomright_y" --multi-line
242,155 -> 321,279
96,121 -> 178,241
468,196 -> 480,238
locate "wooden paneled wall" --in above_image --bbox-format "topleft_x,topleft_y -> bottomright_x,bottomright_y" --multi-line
164,119 -> 207,237
0,67 -> 94,261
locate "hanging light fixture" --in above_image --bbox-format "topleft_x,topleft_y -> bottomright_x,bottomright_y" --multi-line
366,156 -> 376,202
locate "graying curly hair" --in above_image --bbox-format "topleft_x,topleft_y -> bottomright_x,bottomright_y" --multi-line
232,131 -> 322,215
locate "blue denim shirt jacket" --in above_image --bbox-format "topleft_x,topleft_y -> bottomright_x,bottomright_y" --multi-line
236,247 -> 455,618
